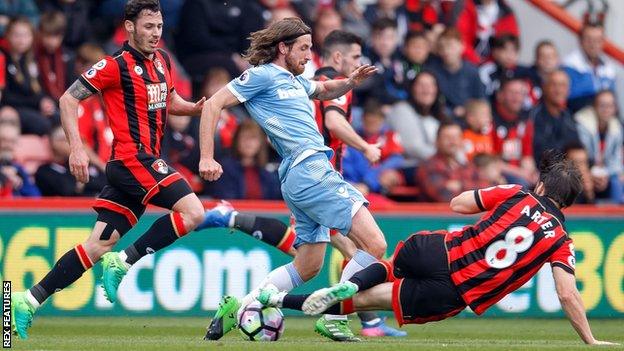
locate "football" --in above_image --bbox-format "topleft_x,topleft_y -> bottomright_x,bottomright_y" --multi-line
238,301 -> 285,341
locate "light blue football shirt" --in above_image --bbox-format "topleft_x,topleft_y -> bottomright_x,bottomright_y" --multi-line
227,63 -> 332,178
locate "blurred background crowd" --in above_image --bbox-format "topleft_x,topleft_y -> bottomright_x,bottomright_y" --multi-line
0,0 -> 622,204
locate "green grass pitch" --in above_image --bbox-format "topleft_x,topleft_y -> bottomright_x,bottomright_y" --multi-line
10,316 -> 623,350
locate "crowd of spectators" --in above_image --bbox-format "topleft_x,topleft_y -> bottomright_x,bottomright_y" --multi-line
0,0 -> 622,205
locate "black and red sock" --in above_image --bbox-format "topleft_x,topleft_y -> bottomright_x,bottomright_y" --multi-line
30,244 -> 93,304
124,212 -> 187,265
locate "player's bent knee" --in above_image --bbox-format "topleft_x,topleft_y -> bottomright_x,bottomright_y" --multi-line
364,239 -> 387,259
83,240 -> 114,262
182,205 -> 206,230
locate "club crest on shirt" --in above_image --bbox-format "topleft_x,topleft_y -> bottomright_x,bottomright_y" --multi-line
151,159 -> 169,174
134,65 -> 143,75
155,59 -> 165,74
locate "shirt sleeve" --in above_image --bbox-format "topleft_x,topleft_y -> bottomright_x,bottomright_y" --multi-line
79,57 -> 119,93
474,184 -> 523,211
549,239 -> 575,275
296,75 -> 317,97
320,90 -> 350,116
226,66 -> 272,103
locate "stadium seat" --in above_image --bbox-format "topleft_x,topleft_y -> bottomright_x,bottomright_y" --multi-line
14,135 -> 52,175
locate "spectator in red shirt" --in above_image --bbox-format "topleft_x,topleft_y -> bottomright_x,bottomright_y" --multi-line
417,121 -> 490,202
35,11 -> 73,101
471,0 -> 519,62
491,77 -> 537,186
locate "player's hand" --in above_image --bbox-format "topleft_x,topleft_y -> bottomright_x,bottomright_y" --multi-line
193,96 -> 207,114
199,158 -> 223,182
69,146 -> 90,183
363,143 -> 381,164
348,64 -> 377,86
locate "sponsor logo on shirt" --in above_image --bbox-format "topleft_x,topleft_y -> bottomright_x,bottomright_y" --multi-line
147,83 -> 168,111
277,87 -> 307,99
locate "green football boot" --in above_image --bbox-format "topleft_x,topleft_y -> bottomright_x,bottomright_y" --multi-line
11,292 -> 37,340
101,252 -> 128,303
302,281 -> 359,315
204,295 -> 241,340
314,316 -> 361,342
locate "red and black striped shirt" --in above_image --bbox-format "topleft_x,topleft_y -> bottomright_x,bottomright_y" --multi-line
313,66 -> 353,172
446,185 -> 575,315
79,41 -> 174,160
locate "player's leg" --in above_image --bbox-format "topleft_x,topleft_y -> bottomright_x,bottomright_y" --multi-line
102,189 -> 203,302
195,201 -> 297,256
12,186 -> 142,339
328,235 -> 405,337
204,195 -> 329,341
100,156 -> 201,302
258,281 -> 394,315
285,153 -> 383,340
205,243 -> 326,340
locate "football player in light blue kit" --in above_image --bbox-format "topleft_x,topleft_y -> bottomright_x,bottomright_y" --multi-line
199,17 -> 387,341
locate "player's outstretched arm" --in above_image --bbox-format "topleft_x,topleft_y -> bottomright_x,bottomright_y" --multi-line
311,64 -> 377,101
59,80 -> 94,183
168,90 -> 206,116
198,87 -> 240,181
450,190 -> 482,214
553,266 -> 618,345
325,111 -> 380,163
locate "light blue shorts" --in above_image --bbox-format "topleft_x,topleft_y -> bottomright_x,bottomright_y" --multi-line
281,152 -> 368,248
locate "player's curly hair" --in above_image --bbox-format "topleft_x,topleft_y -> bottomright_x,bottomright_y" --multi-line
539,149 -> 583,208
243,17 -> 311,66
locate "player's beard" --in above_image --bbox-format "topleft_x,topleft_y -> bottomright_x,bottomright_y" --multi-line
285,53 -> 305,76
134,35 -> 158,56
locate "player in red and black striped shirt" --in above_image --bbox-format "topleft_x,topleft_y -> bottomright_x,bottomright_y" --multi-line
11,0 -> 209,339
259,151 -> 616,345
